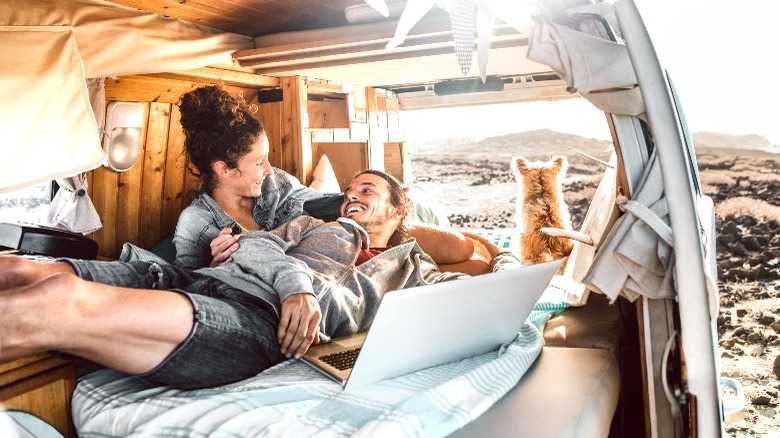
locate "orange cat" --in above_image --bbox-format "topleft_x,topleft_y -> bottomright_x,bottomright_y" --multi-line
512,155 -> 575,263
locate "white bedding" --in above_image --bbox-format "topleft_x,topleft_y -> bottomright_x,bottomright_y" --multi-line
72,309 -> 564,437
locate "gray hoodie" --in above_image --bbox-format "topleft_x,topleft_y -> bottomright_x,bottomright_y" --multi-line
199,215 -> 466,340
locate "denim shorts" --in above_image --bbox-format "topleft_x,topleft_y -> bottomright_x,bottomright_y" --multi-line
71,259 -> 286,389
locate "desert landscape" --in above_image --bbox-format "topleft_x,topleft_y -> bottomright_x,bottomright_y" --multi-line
410,129 -> 780,436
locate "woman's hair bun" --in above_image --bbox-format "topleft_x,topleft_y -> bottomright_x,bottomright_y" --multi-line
179,85 -> 248,136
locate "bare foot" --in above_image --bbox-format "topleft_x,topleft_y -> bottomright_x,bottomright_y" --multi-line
0,276 -> 59,361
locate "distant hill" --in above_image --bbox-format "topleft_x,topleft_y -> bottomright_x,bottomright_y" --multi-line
692,132 -> 779,154
413,129 -> 613,160
413,129 -> 779,158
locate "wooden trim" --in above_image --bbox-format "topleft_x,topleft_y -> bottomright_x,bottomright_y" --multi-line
0,354 -> 77,438
151,67 -> 280,89
305,79 -> 346,96
280,77 -> 309,182
105,75 -> 258,104
0,355 -> 69,386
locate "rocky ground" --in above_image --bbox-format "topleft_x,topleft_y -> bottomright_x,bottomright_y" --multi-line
409,131 -> 780,436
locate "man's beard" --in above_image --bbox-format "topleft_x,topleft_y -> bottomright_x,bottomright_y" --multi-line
354,208 -> 394,234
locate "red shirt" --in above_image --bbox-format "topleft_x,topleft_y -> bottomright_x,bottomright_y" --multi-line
356,247 -> 388,265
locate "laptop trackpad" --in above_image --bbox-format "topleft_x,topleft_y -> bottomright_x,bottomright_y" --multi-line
332,333 -> 367,349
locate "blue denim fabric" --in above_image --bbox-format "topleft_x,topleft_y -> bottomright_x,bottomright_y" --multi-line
71,259 -> 285,389
173,167 -> 342,269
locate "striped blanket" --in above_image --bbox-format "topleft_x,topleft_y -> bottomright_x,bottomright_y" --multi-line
72,302 -> 567,438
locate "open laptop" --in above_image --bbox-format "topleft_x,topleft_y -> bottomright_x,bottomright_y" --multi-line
301,258 -> 564,390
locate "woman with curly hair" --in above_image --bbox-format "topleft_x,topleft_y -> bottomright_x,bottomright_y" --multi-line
174,85 -> 342,268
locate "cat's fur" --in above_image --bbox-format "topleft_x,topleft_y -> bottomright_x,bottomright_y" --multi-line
512,154 -> 575,263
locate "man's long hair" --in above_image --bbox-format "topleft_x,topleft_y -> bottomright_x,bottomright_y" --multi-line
356,170 -> 413,246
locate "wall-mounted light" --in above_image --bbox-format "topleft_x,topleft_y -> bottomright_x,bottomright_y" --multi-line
103,101 -> 143,172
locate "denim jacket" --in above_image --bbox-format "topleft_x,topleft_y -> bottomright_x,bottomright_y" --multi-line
173,167 -> 342,269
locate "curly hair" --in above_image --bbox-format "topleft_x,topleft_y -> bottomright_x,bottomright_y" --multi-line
178,85 -> 263,194
355,169 -> 413,246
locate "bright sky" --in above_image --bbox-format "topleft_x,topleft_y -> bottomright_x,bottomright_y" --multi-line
403,1 -> 780,146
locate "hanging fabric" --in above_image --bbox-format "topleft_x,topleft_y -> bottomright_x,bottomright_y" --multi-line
525,4 -> 646,116
39,77 -> 105,234
40,173 -> 102,234
583,151 -> 675,302
0,26 -> 105,192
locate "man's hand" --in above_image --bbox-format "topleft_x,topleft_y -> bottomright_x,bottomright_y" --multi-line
209,228 -> 240,267
278,293 -> 321,359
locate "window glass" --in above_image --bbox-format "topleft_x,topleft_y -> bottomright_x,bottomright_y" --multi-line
0,182 -> 53,225
667,72 -> 702,196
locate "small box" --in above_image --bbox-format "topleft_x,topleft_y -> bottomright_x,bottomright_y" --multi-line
0,222 -> 98,259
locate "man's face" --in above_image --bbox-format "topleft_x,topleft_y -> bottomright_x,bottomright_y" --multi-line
341,173 -> 400,233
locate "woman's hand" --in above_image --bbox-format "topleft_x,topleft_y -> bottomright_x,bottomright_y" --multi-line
209,228 -> 240,267
278,293 -> 322,359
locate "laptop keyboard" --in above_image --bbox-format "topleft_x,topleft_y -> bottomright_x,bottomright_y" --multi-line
319,348 -> 361,371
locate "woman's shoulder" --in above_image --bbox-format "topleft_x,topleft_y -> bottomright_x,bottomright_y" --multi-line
176,195 -> 224,237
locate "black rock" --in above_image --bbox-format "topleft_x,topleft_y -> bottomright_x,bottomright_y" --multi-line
742,236 -> 762,251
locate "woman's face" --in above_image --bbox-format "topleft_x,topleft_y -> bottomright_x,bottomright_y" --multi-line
225,133 -> 272,198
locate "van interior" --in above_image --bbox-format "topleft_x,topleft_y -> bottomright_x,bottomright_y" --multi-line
0,0 -> 724,437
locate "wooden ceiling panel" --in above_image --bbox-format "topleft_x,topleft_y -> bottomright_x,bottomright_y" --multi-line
107,0 -> 361,36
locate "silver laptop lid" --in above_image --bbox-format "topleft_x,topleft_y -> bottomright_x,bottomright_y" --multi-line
344,258 -> 563,389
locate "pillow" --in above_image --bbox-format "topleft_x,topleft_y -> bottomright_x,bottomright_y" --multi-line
406,184 -> 451,227
309,154 -> 341,193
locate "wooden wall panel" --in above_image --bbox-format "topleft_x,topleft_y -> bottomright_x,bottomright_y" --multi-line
313,142 -> 369,191
365,87 -> 386,171
161,104 -> 188,238
256,98 -> 284,168
280,77 -> 308,182
89,167 -> 119,259
139,103 -> 172,249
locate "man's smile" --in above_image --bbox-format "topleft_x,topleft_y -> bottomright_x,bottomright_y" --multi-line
344,202 -> 367,215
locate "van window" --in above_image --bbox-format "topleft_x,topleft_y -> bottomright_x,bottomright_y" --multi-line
401,99 -> 614,231
0,182 -> 53,225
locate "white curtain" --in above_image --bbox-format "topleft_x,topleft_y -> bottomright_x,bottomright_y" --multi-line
39,78 -> 105,234
40,174 -> 102,234
0,0 -> 255,193
526,4 -> 646,117
0,26 -> 105,192
583,151 -> 675,302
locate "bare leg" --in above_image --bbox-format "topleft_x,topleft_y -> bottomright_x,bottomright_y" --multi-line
0,271 -> 193,374
0,255 -> 73,291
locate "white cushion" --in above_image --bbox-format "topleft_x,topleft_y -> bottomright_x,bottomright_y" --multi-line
309,154 -> 341,193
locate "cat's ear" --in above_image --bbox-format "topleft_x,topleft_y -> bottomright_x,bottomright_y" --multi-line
512,156 -> 529,174
552,155 -> 567,174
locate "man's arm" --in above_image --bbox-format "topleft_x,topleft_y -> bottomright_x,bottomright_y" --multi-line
406,222 -> 475,264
